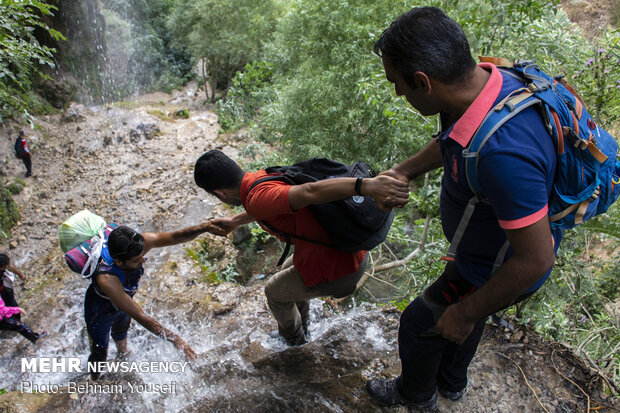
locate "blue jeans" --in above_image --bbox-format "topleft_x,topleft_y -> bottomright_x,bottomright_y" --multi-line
84,284 -> 131,367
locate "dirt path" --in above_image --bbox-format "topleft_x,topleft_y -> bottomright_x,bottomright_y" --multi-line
0,81 -> 235,282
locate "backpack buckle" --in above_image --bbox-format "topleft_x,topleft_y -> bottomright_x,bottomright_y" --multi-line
461,149 -> 478,158
528,82 -> 547,93
514,59 -> 534,68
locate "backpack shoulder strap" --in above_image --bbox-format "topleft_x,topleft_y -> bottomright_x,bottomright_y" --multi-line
247,171 -> 336,265
463,85 -> 542,198
444,69 -> 543,264
248,174 -> 294,192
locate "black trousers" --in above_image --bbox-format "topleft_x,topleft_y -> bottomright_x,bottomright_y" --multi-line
22,155 -> 31,174
0,315 -> 39,342
396,262 -> 533,402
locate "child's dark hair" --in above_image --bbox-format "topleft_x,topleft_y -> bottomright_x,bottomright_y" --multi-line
0,253 -> 9,267
107,226 -> 145,261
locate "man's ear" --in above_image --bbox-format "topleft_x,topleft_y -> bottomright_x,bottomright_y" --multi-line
113,258 -> 124,267
212,189 -> 226,199
413,71 -> 432,94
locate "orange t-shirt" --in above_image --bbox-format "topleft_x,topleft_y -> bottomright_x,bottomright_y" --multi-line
241,171 -> 366,286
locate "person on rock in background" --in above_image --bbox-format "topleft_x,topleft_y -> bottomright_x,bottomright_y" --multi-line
0,253 -> 28,320
14,130 -> 32,177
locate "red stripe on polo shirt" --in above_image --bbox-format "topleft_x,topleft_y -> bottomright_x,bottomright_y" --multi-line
498,205 -> 549,230
448,63 -> 503,148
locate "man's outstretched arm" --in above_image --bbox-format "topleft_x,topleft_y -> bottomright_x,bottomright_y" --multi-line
142,221 -> 221,251
287,174 -> 409,211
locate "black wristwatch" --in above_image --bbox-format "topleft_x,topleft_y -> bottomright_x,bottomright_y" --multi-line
354,177 -> 364,195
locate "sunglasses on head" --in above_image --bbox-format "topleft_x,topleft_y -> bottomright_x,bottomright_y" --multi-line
116,232 -> 143,259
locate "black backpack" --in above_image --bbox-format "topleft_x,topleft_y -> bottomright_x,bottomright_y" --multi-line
14,137 -> 24,159
249,158 -> 394,265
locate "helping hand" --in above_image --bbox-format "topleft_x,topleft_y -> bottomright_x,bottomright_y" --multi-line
366,173 -> 410,211
207,218 -> 238,236
434,304 -> 476,345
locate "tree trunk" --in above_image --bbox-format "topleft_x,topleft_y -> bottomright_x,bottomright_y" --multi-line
202,59 -> 208,100
225,54 -> 232,95
210,65 -> 217,103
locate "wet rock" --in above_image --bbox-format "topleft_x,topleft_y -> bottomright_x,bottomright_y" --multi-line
62,102 -> 88,122
37,77 -> 76,109
136,122 -> 159,139
510,329 -> 525,343
232,226 -> 251,245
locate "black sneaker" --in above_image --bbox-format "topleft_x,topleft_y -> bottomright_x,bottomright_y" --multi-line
366,378 -> 438,411
438,385 -> 467,401
29,331 -> 47,344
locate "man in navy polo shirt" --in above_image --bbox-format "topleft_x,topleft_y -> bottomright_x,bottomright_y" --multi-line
366,7 -> 561,410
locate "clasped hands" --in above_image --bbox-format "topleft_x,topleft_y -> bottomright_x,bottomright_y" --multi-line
374,169 -> 410,211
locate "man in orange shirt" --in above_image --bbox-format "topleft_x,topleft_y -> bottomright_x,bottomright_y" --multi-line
194,150 -> 408,345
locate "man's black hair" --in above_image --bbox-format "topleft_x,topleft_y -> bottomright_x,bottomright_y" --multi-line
194,150 -> 245,193
374,7 -> 476,86
107,226 -> 145,261
0,253 -> 9,267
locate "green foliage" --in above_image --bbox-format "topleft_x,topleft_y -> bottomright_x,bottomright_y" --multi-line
5,178 -> 25,195
254,0 -> 435,169
0,0 -> 64,125
174,108 -> 189,119
97,0 -> 193,100
0,180 -> 21,239
186,240 -> 240,284
167,0 -> 282,100
219,0 -> 618,172
517,228 -> 619,383
216,61 -> 274,131
570,31 -> 620,128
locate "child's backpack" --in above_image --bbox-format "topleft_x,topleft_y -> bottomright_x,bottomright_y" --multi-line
445,57 -> 620,267
249,158 -> 394,265
59,210 -> 118,277
14,137 -> 24,159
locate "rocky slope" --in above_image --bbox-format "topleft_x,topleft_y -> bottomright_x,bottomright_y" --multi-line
0,83 -> 616,412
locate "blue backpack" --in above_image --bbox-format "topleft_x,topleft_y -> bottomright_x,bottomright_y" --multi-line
445,58 -> 620,269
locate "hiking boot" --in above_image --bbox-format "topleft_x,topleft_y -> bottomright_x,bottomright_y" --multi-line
438,385 -> 468,401
366,378 -> 438,412
25,171 -> 32,177
269,330 -> 307,346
